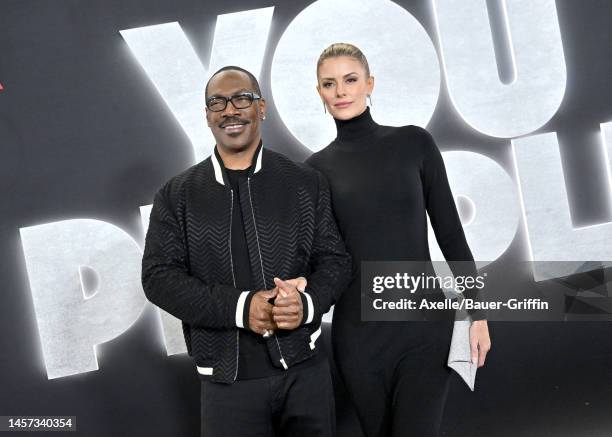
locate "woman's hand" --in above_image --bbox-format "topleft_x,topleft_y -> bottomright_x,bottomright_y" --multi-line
469,320 -> 491,367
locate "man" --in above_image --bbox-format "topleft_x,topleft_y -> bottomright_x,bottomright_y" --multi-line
141,65 -> 352,437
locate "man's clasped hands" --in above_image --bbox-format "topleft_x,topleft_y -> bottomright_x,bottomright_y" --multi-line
248,277 -> 308,335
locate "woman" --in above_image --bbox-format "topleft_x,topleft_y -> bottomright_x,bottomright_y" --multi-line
305,43 -> 491,437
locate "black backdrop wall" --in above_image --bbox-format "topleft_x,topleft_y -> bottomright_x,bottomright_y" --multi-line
1,1 -> 611,436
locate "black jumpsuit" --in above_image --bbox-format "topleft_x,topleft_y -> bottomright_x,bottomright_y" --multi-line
306,107 -> 484,437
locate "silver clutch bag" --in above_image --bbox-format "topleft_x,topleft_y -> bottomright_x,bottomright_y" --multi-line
447,313 -> 478,391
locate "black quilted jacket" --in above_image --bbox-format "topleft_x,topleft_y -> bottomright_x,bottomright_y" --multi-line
141,143 -> 352,383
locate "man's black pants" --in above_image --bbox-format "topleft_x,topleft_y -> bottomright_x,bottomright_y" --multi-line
200,358 -> 335,437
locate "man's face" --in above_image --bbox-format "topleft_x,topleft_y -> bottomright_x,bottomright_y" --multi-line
205,70 -> 265,153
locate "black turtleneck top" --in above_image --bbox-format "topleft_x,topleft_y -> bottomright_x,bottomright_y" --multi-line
305,107 -> 486,328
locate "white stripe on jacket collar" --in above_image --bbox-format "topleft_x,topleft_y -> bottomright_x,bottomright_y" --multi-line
211,151 -> 225,185
211,144 -> 263,186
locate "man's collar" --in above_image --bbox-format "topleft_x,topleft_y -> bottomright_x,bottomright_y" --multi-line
211,140 -> 264,186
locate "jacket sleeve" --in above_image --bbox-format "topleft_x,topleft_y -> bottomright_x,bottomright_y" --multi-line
420,128 -> 487,321
141,183 -> 247,329
299,171 -> 353,325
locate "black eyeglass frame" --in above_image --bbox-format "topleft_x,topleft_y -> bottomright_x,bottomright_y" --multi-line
206,92 -> 262,112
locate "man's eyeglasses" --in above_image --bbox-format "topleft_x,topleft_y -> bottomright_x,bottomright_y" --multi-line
206,92 -> 261,112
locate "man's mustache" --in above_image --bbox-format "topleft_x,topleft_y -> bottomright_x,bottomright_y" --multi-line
219,117 -> 250,128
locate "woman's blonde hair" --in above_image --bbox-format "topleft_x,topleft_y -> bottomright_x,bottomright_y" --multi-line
316,43 -> 370,78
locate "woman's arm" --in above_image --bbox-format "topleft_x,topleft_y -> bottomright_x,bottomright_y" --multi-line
419,128 -> 491,366
419,128 -> 487,321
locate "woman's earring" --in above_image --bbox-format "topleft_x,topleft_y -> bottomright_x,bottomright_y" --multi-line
367,94 -> 373,107
323,102 -> 327,114
261,114 -> 266,120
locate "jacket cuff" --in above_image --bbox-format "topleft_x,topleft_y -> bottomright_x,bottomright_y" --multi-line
300,291 -> 315,325
235,291 -> 256,329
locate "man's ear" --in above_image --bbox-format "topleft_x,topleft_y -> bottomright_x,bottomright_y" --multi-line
205,107 -> 212,127
258,98 -> 266,116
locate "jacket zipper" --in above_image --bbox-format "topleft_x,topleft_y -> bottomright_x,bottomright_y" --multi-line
229,189 -> 239,382
247,176 -> 287,369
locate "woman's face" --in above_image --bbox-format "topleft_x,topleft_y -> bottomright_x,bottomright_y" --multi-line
317,56 -> 374,120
